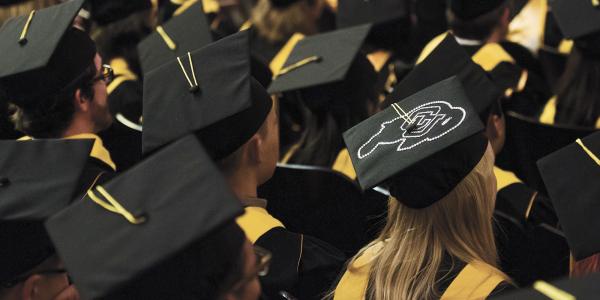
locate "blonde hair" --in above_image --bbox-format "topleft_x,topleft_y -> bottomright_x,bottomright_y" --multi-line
0,0 -> 60,25
250,0 -> 321,43
348,144 -> 509,300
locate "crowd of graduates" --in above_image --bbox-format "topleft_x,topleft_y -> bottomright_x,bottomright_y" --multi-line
0,0 -> 599,299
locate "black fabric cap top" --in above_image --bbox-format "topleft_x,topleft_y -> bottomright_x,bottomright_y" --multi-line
384,34 -> 501,122
336,0 -> 407,28
0,0 -> 96,107
550,0 -> 600,39
138,1 -> 213,74
46,135 -> 245,299
267,24 -> 372,94
537,132 -> 600,261
449,0 -> 506,20
492,273 -> 600,299
343,76 -> 488,208
0,139 -> 93,284
270,0 -> 301,9
89,0 -> 152,26
142,30 -> 273,159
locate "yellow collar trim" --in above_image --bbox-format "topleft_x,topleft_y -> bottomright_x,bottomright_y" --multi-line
17,134 -> 116,171
65,134 -> 116,171
107,58 -> 138,95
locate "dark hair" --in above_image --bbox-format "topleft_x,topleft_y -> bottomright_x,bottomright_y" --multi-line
288,54 -> 377,167
447,1 -> 508,41
103,223 -> 246,300
555,35 -> 600,127
9,63 -> 97,138
93,10 -> 153,76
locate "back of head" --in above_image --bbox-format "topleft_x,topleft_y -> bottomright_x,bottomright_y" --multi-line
556,32 -> 600,127
101,222 -> 246,300
364,145 -> 503,299
447,0 -> 508,41
251,0 -> 321,43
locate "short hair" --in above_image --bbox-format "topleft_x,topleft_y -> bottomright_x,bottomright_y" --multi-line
8,62 -> 97,138
447,1 -> 509,41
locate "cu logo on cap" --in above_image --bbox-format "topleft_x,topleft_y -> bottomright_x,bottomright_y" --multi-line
357,101 -> 466,159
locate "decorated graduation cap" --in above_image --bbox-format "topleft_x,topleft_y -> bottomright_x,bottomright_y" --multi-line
336,0 -> 408,28
142,30 -> 273,159
267,24 -> 373,94
384,34 -> 501,121
46,135 -> 245,299
138,0 -> 212,74
343,76 -> 487,208
449,0 -> 507,20
492,273 -> 600,299
89,0 -> 152,26
537,132 -> 600,261
0,139 -> 93,286
550,0 -> 600,39
0,0 -> 96,107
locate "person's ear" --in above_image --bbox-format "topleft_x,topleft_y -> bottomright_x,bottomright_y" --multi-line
73,89 -> 90,113
246,134 -> 263,165
21,274 -> 43,300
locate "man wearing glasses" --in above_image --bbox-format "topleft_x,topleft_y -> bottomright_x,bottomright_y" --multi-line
0,0 -> 116,178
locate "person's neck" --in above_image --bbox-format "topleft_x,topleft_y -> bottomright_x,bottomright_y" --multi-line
61,116 -> 96,138
486,28 -> 505,44
226,168 -> 259,201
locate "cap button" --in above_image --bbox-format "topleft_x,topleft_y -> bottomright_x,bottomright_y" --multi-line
189,86 -> 200,94
0,177 -> 10,187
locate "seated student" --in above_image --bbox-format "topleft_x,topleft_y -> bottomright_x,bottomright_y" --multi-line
333,77 -> 513,299
0,0 -> 115,188
46,136 -> 261,300
89,0 -> 156,171
268,25 -> 377,177
392,35 -> 556,226
418,0 -> 550,115
539,0 -> 600,129
538,132 -> 600,277
0,139 -> 106,300
142,31 -> 345,300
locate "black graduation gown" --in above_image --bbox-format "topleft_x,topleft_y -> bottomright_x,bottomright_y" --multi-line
237,199 -> 346,300
98,63 -> 143,172
0,101 -> 19,139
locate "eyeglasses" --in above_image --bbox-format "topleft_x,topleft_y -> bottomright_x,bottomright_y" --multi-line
1,269 -> 67,289
92,64 -> 114,84
231,246 -> 272,292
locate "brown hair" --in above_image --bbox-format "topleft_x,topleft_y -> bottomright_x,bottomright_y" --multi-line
251,0 -> 321,43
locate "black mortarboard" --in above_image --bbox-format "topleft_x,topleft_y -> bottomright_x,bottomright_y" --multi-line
449,0 -> 506,20
0,0 -> 96,107
343,76 -> 488,208
336,0 -> 407,28
89,0 -> 152,26
269,0 -> 301,9
142,31 -> 273,159
0,139 -> 93,285
46,135 -> 245,299
550,0 -> 600,39
491,273 -> 600,299
138,0 -> 213,74
267,24 -> 372,94
385,34 -> 501,121
537,132 -> 600,261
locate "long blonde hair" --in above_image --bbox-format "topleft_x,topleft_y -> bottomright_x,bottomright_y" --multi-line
250,0 -> 321,43
352,144 -> 508,300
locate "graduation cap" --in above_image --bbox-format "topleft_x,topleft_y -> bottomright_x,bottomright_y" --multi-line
537,132 -> 600,261
0,0 -> 96,107
46,135 -> 245,299
550,0 -> 600,39
449,0 -> 507,20
89,0 -> 152,26
384,34 -> 502,122
491,273 -> 600,299
270,0 -> 302,9
0,139 -> 93,285
267,24 -> 373,94
343,76 -> 488,208
336,0 -> 408,28
142,30 -> 273,158
138,0 -> 213,74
